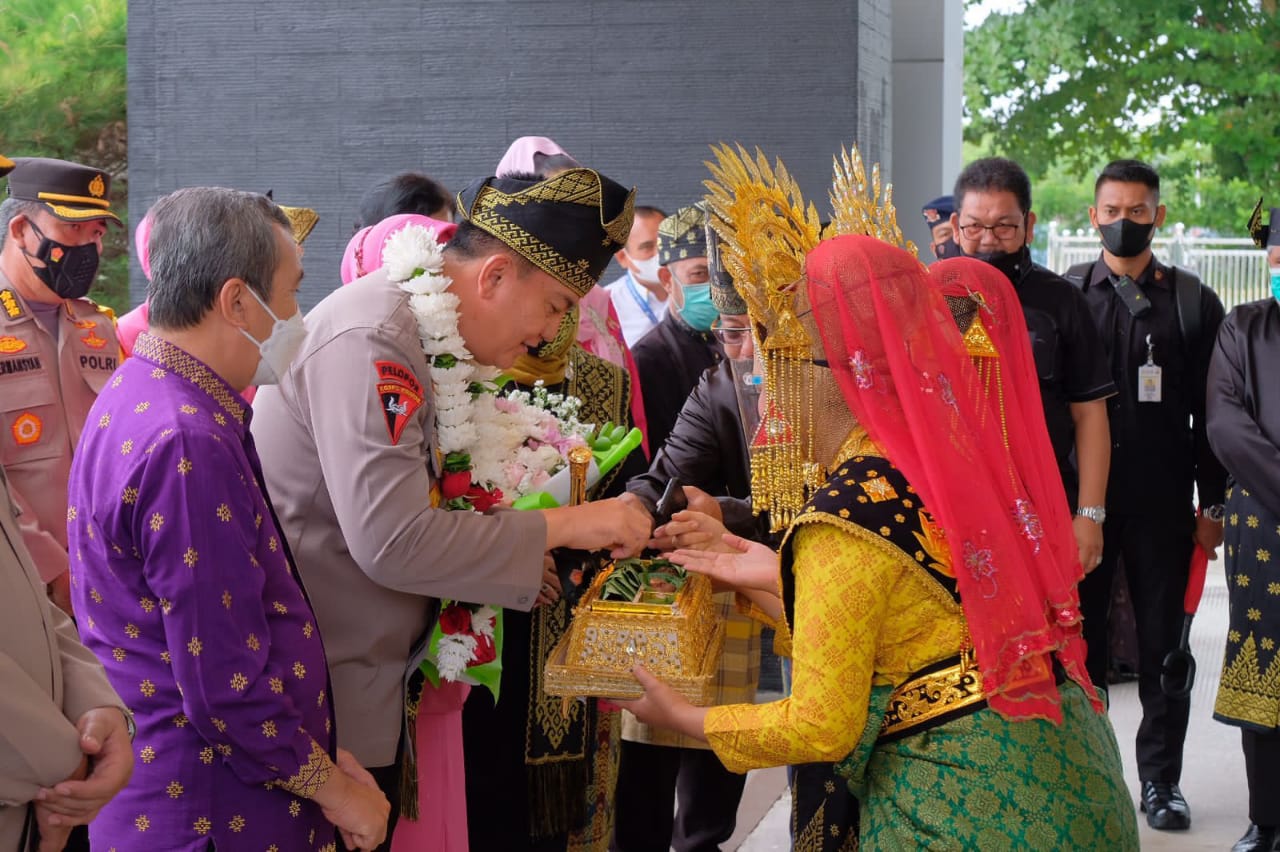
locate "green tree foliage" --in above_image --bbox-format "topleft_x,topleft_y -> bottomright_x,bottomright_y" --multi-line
0,0 -> 129,312
965,0 -> 1280,208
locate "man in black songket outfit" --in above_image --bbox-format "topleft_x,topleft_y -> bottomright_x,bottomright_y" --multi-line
1207,201 -> 1280,852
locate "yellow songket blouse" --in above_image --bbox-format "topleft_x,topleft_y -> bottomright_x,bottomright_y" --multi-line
704,516 -> 967,773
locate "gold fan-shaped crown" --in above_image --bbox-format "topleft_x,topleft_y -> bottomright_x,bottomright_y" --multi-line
703,143 -> 823,351
827,145 -> 917,257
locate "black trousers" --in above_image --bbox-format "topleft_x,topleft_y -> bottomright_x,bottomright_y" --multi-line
360,739 -> 405,852
1244,728 -> 1280,825
609,741 -> 746,852
1078,510 -> 1193,783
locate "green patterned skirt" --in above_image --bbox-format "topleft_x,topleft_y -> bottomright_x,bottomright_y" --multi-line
837,680 -> 1137,851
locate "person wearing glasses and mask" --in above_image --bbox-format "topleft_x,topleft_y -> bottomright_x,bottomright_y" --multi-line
0,158 -> 124,619
615,231 -> 764,852
950,157 -> 1116,580
630,203 -> 724,456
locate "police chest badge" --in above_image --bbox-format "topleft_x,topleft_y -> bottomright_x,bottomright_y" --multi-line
374,360 -> 423,445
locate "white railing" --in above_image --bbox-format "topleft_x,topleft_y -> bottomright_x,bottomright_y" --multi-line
1046,222 -> 1270,312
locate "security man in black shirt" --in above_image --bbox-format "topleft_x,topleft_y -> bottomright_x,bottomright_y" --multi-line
1066,159 -> 1227,833
951,158 -> 1117,573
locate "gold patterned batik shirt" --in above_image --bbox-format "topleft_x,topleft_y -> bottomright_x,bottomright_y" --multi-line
66,334 -> 337,851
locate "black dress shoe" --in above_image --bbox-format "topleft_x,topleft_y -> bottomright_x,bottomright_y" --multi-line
1231,823 -> 1278,852
1139,781 -> 1190,830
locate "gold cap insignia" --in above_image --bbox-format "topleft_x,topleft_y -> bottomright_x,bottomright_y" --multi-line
89,174 -> 106,198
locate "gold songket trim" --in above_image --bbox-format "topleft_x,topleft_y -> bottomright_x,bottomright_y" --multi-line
133,333 -> 247,424
277,739 -> 334,797
879,653 -> 986,741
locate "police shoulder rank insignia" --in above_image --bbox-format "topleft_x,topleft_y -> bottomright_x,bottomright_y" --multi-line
374,360 -> 424,445
80,329 -> 108,349
0,290 -> 24,320
11,412 -> 42,446
0,336 -> 27,354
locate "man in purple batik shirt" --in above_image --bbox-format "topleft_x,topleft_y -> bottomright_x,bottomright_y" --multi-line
66,187 -> 388,851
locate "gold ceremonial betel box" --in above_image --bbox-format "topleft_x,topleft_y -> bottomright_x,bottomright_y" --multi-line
543,558 -> 725,704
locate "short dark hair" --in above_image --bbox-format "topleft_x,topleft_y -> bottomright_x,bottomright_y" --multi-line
444,220 -> 532,275
635,205 -> 667,219
953,157 -> 1032,216
1095,159 -> 1160,199
0,198 -> 44,251
356,172 -> 454,230
147,187 -> 290,330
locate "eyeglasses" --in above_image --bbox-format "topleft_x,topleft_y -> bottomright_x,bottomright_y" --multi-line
957,221 -> 1023,240
712,326 -> 752,345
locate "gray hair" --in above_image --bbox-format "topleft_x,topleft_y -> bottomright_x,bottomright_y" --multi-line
147,187 -> 290,330
0,198 -> 46,251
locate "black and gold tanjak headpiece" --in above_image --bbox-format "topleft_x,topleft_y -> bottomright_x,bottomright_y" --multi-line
456,167 -> 636,297
657,203 -> 710,266
1247,196 -> 1280,249
704,143 -> 914,528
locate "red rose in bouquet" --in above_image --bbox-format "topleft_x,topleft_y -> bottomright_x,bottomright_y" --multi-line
466,485 -> 504,513
471,632 -> 497,666
441,470 -> 472,501
437,603 -> 472,635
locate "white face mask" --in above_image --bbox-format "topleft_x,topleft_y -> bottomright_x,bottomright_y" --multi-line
624,250 -> 661,286
238,286 -> 307,385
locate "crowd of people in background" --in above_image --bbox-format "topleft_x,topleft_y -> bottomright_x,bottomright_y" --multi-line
1,133 -> 1279,852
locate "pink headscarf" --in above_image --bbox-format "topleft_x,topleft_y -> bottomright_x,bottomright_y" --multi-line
495,136 -> 573,178
116,212 -> 155,357
341,213 -> 457,285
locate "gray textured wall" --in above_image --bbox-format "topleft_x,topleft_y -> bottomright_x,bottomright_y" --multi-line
128,1 -> 893,310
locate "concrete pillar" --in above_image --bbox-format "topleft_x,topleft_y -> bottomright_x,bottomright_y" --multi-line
890,0 -> 964,256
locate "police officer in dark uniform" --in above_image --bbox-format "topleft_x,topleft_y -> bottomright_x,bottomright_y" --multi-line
921,194 -> 961,261
1065,159 -> 1227,832
0,157 -> 122,618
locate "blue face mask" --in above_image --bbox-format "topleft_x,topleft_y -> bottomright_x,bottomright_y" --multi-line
672,273 -> 720,331
1271,267 -> 1280,303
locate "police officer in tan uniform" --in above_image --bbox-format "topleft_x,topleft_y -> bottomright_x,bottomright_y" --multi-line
0,157 -> 122,615
251,167 -> 653,847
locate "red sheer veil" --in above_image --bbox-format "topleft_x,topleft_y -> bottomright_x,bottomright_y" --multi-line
805,237 -> 1099,722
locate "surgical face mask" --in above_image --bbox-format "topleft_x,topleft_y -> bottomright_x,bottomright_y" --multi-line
1099,218 -> 1156,258
671,272 -> 720,332
238,286 -> 307,385
22,220 -> 101,300
624,251 -> 661,286
1270,267 -> 1280,303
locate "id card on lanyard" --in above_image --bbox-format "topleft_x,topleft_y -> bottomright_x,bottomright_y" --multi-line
1138,334 -> 1162,403
625,272 -> 660,326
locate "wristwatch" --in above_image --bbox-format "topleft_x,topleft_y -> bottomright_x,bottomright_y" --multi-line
1076,505 -> 1107,525
1204,504 -> 1226,522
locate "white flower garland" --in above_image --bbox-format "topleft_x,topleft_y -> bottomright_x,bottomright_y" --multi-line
382,222 -> 590,500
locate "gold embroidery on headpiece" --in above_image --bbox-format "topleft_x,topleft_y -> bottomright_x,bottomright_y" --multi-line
703,142 -> 910,531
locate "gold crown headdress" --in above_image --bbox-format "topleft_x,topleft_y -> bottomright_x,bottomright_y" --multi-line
703,142 -> 912,529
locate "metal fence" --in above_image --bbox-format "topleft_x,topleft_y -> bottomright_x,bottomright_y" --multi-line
1046,222 -> 1270,311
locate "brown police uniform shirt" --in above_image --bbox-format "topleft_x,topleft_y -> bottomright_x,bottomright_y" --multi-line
0,271 -> 120,583
0,464 -> 124,850
250,267 -> 546,768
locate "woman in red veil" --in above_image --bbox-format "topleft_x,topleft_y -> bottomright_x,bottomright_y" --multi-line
624,236 -> 1138,850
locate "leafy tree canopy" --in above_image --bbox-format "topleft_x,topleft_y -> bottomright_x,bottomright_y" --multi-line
0,0 -> 129,312
965,0 -> 1280,196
